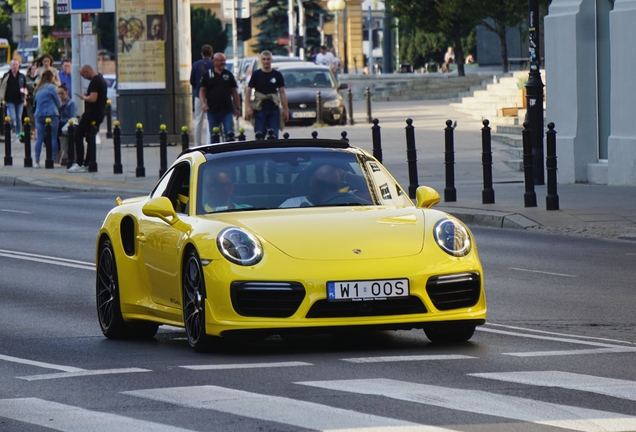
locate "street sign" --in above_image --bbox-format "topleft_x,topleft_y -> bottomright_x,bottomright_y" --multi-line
27,0 -> 54,27
69,0 -> 103,13
11,13 -> 32,43
222,0 -> 250,19
51,29 -> 71,39
57,0 -> 69,14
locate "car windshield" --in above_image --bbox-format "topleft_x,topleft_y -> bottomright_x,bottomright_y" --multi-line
196,148 -> 410,214
280,69 -> 335,89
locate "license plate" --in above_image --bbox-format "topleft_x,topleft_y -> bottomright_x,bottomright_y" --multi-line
327,279 -> 409,301
292,111 -> 316,118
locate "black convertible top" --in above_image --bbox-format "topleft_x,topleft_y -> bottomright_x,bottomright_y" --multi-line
181,137 -> 351,157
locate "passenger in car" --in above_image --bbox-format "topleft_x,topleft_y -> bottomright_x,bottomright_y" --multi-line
202,169 -> 251,213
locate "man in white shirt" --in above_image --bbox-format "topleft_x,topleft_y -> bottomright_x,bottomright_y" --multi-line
314,45 -> 337,74
279,164 -> 342,208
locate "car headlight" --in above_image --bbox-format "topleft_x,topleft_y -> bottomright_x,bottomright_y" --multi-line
323,99 -> 342,108
217,227 -> 263,265
433,219 -> 471,257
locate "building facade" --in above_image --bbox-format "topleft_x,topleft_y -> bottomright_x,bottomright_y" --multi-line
545,0 -> 636,186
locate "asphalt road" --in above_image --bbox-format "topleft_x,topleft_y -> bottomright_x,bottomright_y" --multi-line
1,186 -> 636,432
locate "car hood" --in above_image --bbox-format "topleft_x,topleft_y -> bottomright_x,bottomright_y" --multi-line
286,88 -> 339,103
226,207 -> 425,260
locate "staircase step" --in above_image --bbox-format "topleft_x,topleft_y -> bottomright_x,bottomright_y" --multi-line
503,159 -> 523,171
492,133 -> 523,148
496,125 -> 524,134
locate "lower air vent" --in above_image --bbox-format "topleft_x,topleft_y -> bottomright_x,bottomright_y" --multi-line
426,272 -> 481,311
306,296 -> 426,318
230,282 -> 305,318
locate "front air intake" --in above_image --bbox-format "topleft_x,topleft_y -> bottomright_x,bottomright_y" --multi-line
425,272 -> 481,311
230,282 -> 305,318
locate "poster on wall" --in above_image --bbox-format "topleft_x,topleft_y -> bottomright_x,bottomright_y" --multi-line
116,0 -> 166,90
177,0 -> 192,82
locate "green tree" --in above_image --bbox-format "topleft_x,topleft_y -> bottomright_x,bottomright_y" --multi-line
479,0 -> 526,72
252,0 -> 330,56
191,7 -> 227,60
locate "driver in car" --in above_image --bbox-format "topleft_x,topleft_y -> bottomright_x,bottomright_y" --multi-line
202,169 -> 251,213
279,164 -> 343,208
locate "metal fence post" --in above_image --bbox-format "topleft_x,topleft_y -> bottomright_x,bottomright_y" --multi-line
135,123 -> 145,177
23,118 -> 32,168
371,118 -> 382,163
113,120 -> 122,174
481,119 -> 495,204
181,126 -> 189,151
315,91 -> 324,125
4,115 -> 12,166
365,87 -> 372,123
238,128 -> 246,141
545,122 -> 559,210
347,88 -> 354,125
522,121 -> 537,207
159,124 -> 168,177
87,121 -> 98,172
65,120 -> 74,169
106,100 -> 113,138
444,119 -> 456,202
405,118 -> 419,199
44,118 -> 54,169
211,127 -> 221,143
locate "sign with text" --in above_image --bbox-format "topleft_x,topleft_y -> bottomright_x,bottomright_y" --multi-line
27,0 -> 54,26
57,0 -> 69,14
222,0 -> 250,19
69,0 -> 103,13
51,29 -> 71,38
116,0 -> 166,90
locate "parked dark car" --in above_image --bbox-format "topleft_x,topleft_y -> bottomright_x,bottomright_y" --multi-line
274,63 -> 348,126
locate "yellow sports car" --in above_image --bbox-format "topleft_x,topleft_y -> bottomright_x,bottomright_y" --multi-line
96,138 -> 486,351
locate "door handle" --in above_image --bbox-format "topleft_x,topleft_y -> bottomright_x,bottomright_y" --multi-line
136,234 -> 147,243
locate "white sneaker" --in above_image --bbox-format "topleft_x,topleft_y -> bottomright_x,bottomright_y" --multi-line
66,163 -> 82,173
34,161 -> 41,168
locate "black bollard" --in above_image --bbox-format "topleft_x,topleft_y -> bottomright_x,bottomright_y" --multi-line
341,131 -> 348,142
65,119 -> 75,169
226,131 -> 235,142
238,128 -> 246,141
255,131 -> 263,140
44,118 -> 54,169
135,123 -> 145,177
181,126 -> 190,151
522,121 -> 537,207
266,128 -> 276,140
23,118 -> 32,168
365,87 -> 372,124
444,120 -> 456,202
545,122 -> 559,211
347,88 -> 355,125
315,91 -> 324,125
159,124 -> 168,177
106,100 -> 113,138
481,119 -> 495,204
211,127 -> 221,143
113,120 -> 122,174
311,131 -> 318,139
87,121 -> 98,172
283,132 -> 290,139
4,115 -> 12,166
371,118 -> 383,163
405,118 -> 419,199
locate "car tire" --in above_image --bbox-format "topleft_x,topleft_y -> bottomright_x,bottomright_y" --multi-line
182,249 -> 220,352
424,324 -> 476,344
96,239 -> 158,339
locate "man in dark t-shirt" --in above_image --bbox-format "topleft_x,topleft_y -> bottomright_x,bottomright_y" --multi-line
67,64 -> 107,173
199,53 -> 240,141
246,50 -> 289,139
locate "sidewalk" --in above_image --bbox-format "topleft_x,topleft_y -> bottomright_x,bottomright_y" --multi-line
1,98 -> 635,241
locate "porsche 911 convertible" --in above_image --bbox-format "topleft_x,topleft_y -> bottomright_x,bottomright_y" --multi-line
96,137 -> 486,351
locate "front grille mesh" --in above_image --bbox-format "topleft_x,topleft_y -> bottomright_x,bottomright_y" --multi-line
425,272 -> 481,311
306,296 -> 426,318
231,282 -> 305,318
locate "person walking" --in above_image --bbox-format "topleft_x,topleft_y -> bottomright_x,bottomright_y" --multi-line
190,44 -> 213,145
199,53 -> 240,140
33,70 -> 60,168
33,54 -> 61,86
58,59 -> 72,90
0,59 -> 28,139
57,83 -> 76,164
245,50 -> 289,139
67,64 -> 107,173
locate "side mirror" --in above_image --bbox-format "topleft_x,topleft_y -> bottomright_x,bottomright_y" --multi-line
142,196 -> 178,225
415,186 -> 441,209
338,83 -> 348,90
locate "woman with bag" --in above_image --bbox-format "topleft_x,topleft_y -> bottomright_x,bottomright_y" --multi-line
33,70 -> 61,168
57,83 -> 76,165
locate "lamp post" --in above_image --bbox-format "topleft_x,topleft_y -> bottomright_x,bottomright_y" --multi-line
327,0 -> 346,70
525,0 -> 545,185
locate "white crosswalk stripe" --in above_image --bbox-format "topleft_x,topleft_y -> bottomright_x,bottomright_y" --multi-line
470,371 -> 636,401
124,385 -> 455,432
0,398 -> 193,432
297,378 -> 636,432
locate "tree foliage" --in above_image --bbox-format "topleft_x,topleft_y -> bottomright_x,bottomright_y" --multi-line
190,7 -> 227,60
252,0 -> 330,56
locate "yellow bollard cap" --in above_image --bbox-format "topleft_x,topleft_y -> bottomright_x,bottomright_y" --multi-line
24,117 -> 30,123
45,118 -> 51,124
238,127 -> 245,134
160,124 -> 166,131
114,120 -> 120,127
213,127 -> 220,133
136,123 -> 143,129
181,126 -> 188,133
91,121 -> 96,126
4,116 -> 9,122
68,118 -> 74,125
106,99 -> 111,105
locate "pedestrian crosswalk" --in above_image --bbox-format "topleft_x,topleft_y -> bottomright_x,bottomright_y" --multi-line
2,372 -> 636,431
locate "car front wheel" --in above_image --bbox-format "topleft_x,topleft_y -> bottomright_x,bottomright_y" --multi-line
424,324 -> 476,344
183,249 -> 220,352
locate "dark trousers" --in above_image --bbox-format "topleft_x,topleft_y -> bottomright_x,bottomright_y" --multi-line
73,113 -> 103,166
